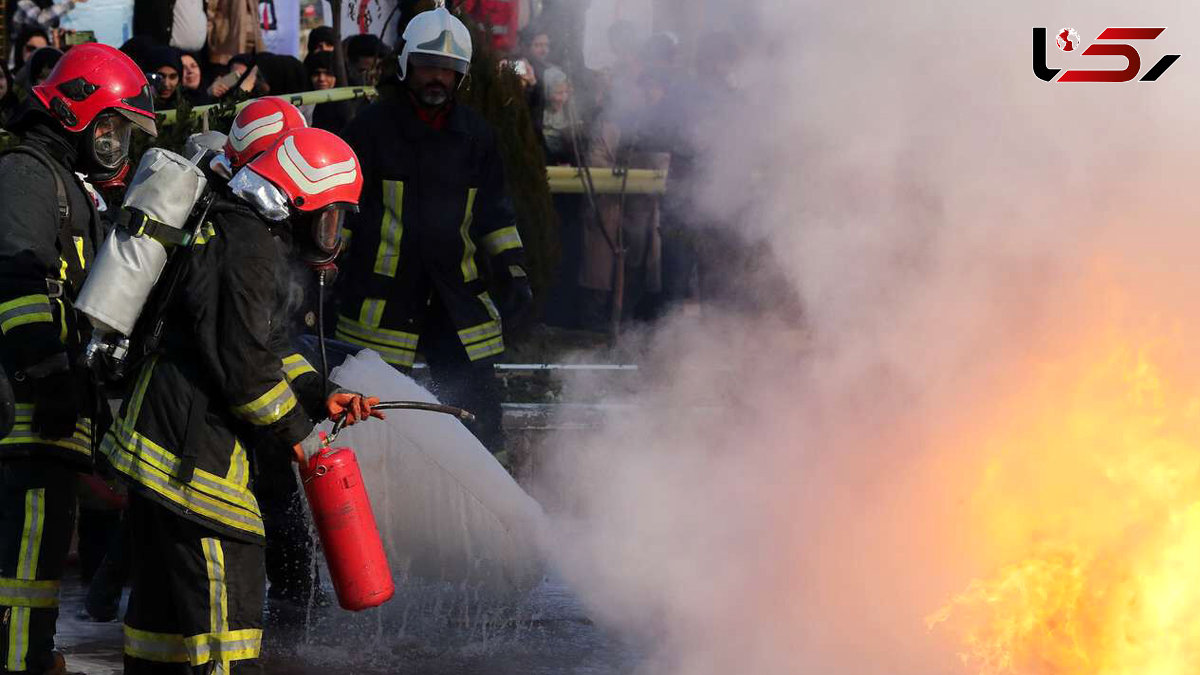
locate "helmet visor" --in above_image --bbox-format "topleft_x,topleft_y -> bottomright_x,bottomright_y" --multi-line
312,206 -> 348,255
92,113 -> 133,170
409,52 -> 470,76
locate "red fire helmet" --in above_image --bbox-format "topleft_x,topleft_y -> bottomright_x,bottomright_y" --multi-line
224,97 -> 308,168
32,43 -> 156,136
245,128 -> 362,213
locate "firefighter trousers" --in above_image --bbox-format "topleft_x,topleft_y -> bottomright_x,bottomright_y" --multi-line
420,302 -> 505,457
123,494 -> 265,674
0,457 -> 76,675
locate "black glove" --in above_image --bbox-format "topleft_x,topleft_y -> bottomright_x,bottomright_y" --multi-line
498,275 -> 533,328
31,370 -> 83,439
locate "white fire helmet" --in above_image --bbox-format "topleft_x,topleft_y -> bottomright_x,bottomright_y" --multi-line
398,6 -> 473,82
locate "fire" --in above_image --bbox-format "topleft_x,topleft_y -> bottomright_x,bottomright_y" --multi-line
928,306 -> 1200,675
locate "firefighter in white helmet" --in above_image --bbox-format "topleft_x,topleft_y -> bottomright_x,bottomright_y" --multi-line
334,5 -> 531,461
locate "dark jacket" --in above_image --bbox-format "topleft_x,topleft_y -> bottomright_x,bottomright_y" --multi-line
99,197 -> 325,543
0,123 -> 102,468
334,97 -> 526,367
133,0 -> 178,47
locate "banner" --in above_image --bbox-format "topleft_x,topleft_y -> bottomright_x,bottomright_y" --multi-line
261,0 -> 303,56
58,0 -> 135,47
324,0 -> 401,46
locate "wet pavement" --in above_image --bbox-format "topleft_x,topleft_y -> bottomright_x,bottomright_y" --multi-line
57,575 -> 641,675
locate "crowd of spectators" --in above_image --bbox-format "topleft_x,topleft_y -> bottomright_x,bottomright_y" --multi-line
1,1 -> 746,333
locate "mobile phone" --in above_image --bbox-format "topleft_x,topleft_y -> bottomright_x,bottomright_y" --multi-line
65,30 -> 97,46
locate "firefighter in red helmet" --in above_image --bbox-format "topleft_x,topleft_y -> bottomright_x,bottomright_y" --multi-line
0,43 -> 156,675
98,127 -> 380,674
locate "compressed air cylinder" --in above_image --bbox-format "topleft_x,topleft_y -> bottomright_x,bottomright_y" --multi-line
75,148 -> 207,335
303,444 -> 395,611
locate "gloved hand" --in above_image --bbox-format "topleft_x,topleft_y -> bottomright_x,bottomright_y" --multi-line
31,370 -> 83,439
498,275 -> 533,328
292,430 -> 325,464
325,393 -> 384,427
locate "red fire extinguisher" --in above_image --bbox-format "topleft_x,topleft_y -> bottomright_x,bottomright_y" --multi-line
299,402 -> 475,611
302,437 -> 394,611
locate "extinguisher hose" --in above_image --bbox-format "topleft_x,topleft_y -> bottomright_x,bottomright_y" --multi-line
328,401 -> 475,443
317,269 -> 331,399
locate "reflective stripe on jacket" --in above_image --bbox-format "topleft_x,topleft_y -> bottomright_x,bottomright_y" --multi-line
100,199 -> 324,543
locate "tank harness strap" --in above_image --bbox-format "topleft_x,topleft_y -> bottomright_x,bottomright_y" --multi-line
118,209 -> 193,247
176,387 -> 209,483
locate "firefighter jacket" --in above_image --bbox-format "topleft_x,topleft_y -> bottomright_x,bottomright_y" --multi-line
99,198 -> 326,544
335,97 -> 527,368
0,125 -> 103,469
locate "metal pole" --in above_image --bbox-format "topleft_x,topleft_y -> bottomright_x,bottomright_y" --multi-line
329,0 -> 351,86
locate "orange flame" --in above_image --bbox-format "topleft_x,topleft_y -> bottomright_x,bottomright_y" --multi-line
929,302 -> 1200,674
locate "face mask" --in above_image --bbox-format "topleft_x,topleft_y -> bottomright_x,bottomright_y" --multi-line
300,206 -> 348,272
91,113 -> 133,171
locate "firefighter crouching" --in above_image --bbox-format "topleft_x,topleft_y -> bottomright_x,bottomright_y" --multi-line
0,44 -> 156,675
336,6 -> 532,459
98,127 -> 380,674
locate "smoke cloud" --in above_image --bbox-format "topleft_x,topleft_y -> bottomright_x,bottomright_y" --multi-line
535,1 -> 1200,674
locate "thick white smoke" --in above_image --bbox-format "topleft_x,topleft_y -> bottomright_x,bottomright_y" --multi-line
536,1 -> 1200,674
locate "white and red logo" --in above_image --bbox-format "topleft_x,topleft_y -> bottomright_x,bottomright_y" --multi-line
229,111 -> 285,152
276,135 -> 359,195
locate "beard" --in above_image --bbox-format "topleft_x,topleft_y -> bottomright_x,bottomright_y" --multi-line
416,83 -> 450,108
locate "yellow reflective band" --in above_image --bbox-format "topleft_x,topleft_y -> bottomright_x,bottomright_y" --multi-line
231,380 -> 298,427
194,223 -> 217,245
281,354 -> 316,383
0,294 -> 53,335
0,577 -> 59,608
482,226 -> 523,256
358,298 -> 386,328
465,336 -> 505,361
478,292 -> 500,321
226,440 -> 248,486
373,180 -> 405,277
335,315 -> 418,368
103,424 -> 259,512
74,236 -> 85,270
2,420 -> 93,456
124,626 -> 189,663
203,538 -> 228,638
508,265 -> 527,278
7,607 -> 30,671
459,188 -> 479,282
125,355 -> 159,425
100,431 -> 265,538
185,628 -> 263,666
7,489 -> 46,670
458,320 -> 501,346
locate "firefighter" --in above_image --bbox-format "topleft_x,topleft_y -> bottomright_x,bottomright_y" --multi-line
0,44 -> 156,675
98,127 -> 379,673
336,5 -> 532,458
222,97 -> 327,614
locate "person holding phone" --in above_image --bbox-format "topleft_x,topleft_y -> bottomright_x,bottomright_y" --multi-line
10,0 -> 88,45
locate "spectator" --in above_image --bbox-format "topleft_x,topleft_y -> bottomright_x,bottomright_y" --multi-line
13,46 -> 61,97
145,45 -> 184,107
208,0 -> 263,66
118,34 -> 154,70
344,33 -> 385,85
306,25 -> 336,55
255,53 -> 307,95
10,25 -> 50,72
10,0 -> 87,44
302,50 -> 353,132
132,0 -> 206,54
179,51 -> 211,105
541,66 -> 574,164
208,52 -> 259,98
304,50 -> 335,91
0,65 -> 15,127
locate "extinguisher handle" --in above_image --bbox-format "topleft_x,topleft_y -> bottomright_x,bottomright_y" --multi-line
327,400 -> 475,443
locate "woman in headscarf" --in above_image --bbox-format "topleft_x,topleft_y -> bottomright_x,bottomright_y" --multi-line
144,44 -> 184,107
10,25 -> 50,73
